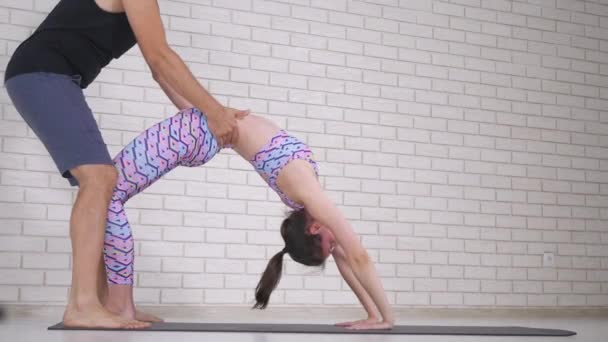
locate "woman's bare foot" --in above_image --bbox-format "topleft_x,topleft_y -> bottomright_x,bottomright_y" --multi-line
63,303 -> 150,329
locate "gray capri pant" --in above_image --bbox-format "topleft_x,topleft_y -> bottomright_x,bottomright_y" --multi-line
5,72 -> 113,186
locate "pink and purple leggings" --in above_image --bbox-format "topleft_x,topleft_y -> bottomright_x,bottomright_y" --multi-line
104,108 -> 219,285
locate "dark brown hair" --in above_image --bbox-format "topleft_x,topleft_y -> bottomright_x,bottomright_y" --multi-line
253,209 -> 325,309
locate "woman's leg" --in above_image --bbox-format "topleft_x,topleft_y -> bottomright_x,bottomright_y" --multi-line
64,165 -> 148,328
6,73 -> 147,329
103,108 -> 220,320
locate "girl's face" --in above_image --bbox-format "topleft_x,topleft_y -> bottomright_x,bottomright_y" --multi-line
308,222 -> 336,259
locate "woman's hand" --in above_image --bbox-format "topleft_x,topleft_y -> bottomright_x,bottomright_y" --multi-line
207,107 -> 249,147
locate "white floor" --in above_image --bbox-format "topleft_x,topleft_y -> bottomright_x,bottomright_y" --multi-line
1,305 -> 606,342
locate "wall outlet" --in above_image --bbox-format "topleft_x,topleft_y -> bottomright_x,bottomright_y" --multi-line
543,252 -> 555,267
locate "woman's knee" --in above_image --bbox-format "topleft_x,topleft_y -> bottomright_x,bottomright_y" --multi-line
70,164 -> 118,190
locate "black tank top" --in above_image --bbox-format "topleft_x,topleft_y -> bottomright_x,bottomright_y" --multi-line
5,0 -> 137,88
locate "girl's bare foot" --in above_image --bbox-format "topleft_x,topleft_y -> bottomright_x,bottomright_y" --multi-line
63,303 -> 150,329
105,302 -> 163,323
135,309 -> 163,323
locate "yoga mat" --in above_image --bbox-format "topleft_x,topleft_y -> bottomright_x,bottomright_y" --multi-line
48,322 -> 576,336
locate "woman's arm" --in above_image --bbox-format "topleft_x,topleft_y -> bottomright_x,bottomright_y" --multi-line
278,161 -> 394,328
120,0 -> 247,146
332,245 -> 382,326
155,76 -> 249,140
154,75 -> 193,111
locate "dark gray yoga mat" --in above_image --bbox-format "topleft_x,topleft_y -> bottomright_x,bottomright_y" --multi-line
48,322 -> 576,336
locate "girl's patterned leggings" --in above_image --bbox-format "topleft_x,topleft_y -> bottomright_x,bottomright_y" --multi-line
104,108 -> 219,285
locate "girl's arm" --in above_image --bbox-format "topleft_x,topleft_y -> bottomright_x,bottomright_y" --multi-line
278,160 -> 394,329
306,191 -> 394,329
332,245 -> 382,326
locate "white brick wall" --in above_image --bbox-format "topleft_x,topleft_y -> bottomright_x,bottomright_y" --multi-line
0,0 -> 607,308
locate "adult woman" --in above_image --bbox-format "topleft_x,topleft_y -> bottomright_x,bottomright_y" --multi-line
4,0 -> 247,328
102,107 -> 395,330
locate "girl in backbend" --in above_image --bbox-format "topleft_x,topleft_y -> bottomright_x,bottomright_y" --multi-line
102,108 -> 394,330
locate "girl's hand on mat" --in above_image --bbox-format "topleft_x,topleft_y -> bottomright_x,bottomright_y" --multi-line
335,317 -> 379,327
345,320 -> 393,330
208,107 -> 249,147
